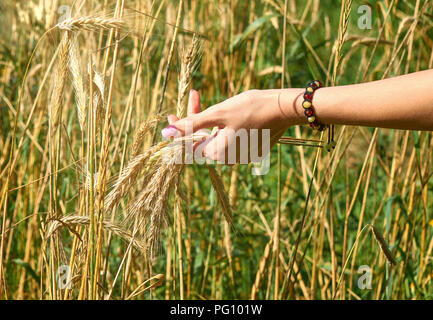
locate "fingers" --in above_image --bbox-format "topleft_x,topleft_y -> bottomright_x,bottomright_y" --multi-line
162,89 -> 224,138
201,128 -> 229,162
163,90 -> 200,138
176,110 -> 222,134
167,114 -> 179,125
167,89 -> 198,125
186,89 -> 210,141
201,127 -> 245,163
187,89 -> 201,116
199,128 -> 276,164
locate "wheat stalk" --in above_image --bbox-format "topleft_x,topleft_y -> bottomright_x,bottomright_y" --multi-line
113,35 -> 203,253
177,35 -> 202,118
143,164 -> 183,254
69,34 -> 87,130
332,0 -> 353,85
370,225 -> 397,266
125,274 -> 164,299
110,131 -> 234,255
89,64 -> 106,132
46,215 -> 144,251
104,34 -> 218,256
125,145 -> 184,251
207,166 -> 234,226
105,141 -> 170,212
49,31 -> 70,128
131,115 -> 164,157
56,16 -> 125,32
333,223 -> 397,299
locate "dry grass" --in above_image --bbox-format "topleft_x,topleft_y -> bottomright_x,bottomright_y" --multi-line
0,0 -> 432,300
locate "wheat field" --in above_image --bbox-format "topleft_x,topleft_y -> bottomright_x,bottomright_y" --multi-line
0,0 -> 432,300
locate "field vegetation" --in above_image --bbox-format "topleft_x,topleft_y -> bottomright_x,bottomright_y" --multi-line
0,0 -> 432,300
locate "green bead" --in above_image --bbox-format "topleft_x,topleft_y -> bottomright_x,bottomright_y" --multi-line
307,116 -> 316,123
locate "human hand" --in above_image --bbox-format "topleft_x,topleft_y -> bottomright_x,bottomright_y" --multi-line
162,88 -> 305,163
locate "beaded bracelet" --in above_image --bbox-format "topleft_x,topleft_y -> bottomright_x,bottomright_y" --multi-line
302,80 -> 326,131
302,80 -> 336,152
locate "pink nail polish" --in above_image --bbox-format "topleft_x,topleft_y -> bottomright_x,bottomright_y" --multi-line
161,125 -> 179,138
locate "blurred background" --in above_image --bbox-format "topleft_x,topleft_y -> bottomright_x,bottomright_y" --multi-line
0,0 -> 432,300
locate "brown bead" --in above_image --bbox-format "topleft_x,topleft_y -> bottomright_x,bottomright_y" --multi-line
304,108 -> 314,117
304,92 -> 313,100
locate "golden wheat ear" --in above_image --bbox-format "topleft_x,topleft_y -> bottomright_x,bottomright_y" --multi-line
130,115 -> 164,157
104,143 -> 166,213
56,16 -> 125,32
177,34 -> 203,118
46,215 -> 144,251
207,166 -> 234,226
68,34 -> 87,131
49,31 -> 70,129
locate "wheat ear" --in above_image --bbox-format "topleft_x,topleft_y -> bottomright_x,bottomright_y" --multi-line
131,115 -> 164,157
68,34 -> 87,130
89,64 -> 106,132
207,166 -> 234,226
105,142 -> 169,212
49,31 -> 70,128
177,35 -> 202,118
46,215 -> 144,251
370,225 -> 397,265
56,16 -> 125,32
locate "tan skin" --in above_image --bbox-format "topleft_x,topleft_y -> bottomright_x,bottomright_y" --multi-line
164,69 -> 433,161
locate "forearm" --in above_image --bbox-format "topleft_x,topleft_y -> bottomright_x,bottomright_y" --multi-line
280,70 -> 433,131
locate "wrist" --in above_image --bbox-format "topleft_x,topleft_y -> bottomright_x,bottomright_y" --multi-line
277,88 -> 306,126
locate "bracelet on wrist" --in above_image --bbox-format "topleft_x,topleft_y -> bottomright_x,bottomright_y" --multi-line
302,80 -> 326,131
302,80 -> 336,152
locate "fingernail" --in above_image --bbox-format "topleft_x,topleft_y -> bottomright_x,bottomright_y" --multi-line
161,125 -> 180,138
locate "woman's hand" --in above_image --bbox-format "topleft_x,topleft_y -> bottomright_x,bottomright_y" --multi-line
162,69 -> 433,163
162,88 -> 306,163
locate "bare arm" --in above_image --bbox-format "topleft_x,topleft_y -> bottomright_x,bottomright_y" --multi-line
302,69 -> 433,131
164,70 -> 433,161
